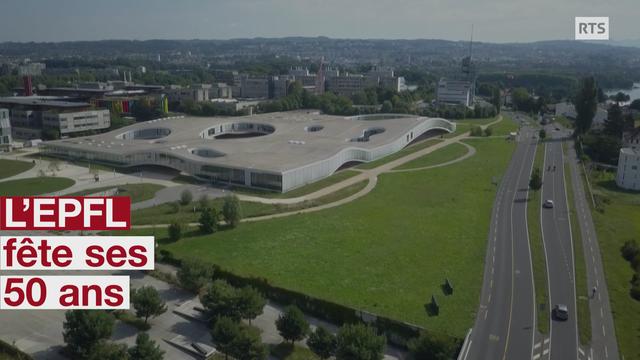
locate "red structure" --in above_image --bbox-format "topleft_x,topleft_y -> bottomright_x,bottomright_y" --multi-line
23,76 -> 33,96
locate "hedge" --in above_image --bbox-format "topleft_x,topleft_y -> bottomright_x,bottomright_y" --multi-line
0,339 -> 33,360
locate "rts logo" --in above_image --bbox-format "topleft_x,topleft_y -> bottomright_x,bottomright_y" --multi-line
575,17 -> 609,40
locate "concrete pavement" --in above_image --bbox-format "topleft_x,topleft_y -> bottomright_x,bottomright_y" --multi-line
565,137 -> 620,360
464,122 -> 537,360
540,128 -> 579,360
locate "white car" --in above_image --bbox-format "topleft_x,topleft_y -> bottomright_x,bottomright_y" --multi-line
543,199 -> 554,208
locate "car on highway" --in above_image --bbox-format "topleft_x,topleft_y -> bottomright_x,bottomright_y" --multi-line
543,199 -> 554,208
553,304 -> 569,321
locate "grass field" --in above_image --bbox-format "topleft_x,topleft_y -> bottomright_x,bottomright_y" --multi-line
0,177 -> 75,196
487,116 -> 519,136
66,183 -> 165,203
131,180 -> 369,225
562,142 -> 590,346
528,141 -> 550,334
356,138 -> 442,169
147,138 -> 515,337
554,116 -> 574,129
0,158 -> 35,179
270,343 -> 320,360
588,170 -> 640,360
394,142 -> 469,170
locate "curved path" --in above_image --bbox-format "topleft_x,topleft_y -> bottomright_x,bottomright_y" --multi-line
387,141 -> 476,173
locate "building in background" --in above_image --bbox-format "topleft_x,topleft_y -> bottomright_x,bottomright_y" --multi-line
436,79 -> 475,107
554,102 -> 608,129
0,108 -> 12,151
0,97 -> 111,139
18,62 -> 46,76
616,147 -> 640,191
240,76 -> 270,99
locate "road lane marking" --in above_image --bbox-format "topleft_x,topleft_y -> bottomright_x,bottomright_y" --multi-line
579,348 -> 585,356
600,307 -> 603,317
534,342 -> 541,349
488,294 -> 492,303
484,310 -> 488,320
604,346 -> 608,359
602,324 -> 606,336
533,353 -> 540,360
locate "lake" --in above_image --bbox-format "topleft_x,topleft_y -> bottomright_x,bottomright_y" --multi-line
605,82 -> 640,103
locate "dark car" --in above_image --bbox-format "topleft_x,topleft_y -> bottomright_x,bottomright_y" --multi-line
553,304 -> 569,321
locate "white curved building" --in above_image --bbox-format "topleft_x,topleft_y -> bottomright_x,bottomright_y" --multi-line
42,111 -> 455,192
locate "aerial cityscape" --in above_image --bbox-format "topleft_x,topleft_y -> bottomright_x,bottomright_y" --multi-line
0,1 -> 639,360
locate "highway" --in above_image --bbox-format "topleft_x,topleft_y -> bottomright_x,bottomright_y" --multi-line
565,134 -> 620,360
540,127 -> 578,360
464,122 -> 537,360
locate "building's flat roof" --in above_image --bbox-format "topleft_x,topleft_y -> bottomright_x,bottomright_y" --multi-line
46,111 -> 445,173
0,96 -> 90,108
621,147 -> 640,156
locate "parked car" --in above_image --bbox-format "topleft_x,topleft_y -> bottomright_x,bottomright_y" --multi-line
553,304 -> 569,321
543,199 -> 554,208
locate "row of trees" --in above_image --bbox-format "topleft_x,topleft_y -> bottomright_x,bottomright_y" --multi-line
168,193 -> 243,242
621,240 -> 640,301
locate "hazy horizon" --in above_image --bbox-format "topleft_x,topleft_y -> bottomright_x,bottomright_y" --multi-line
0,0 -> 637,43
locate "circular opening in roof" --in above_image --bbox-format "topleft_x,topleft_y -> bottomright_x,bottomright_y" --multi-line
116,127 -> 171,140
202,122 -> 275,140
190,148 -> 225,158
304,125 -> 324,132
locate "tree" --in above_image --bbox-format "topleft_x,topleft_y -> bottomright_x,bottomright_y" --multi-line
168,201 -> 180,214
604,104 -> 633,138
539,129 -> 546,141
128,332 -> 165,360
335,323 -> 385,360
180,189 -> 193,205
492,88 -> 502,114
574,77 -> 598,136
131,286 -> 168,325
87,341 -> 130,360
199,207 -> 218,234
512,87 -> 532,112
407,331 -> 458,360
630,99 -> 640,111
63,310 -> 115,358
228,325 -> 267,360
168,221 -> 182,242
484,126 -> 493,137
198,194 -> 209,210
381,100 -> 393,113
211,317 -> 241,360
275,305 -> 309,344
529,167 -> 542,191
613,91 -> 630,105
222,195 -> 242,228
308,326 -> 337,359
200,280 -> 242,320
235,286 -> 265,324
177,258 -> 214,293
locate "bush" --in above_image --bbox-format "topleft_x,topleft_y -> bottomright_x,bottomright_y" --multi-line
168,221 -> 182,242
276,306 -> 310,344
631,279 -> 640,301
222,195 -> 243,228
168,201 -> 180,214
483,127 -> 493,137
177,258 -> 214,293
199,207 -> 218,234
470,126 -> 483,137
407,331 -> 459,360
335,323 -> 385,360
180,189 -> 193,205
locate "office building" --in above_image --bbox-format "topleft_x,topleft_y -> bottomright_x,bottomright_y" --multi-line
616,147 -> 640,191
436,79 -> 475,107
0,109 -> 12,151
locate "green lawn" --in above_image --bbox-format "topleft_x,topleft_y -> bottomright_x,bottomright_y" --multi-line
152,138 -> 515,337
0,158 -> 35,179
554,115 -> 574,129
0,177 -> 75,196
487,116 -> 519,136
131,180 -> 369,225
562,142 -> 590,346
270,343 -> 320,360
394,142 -> 469,170
588,171 -> 640,360
528,142 -> 550,334
356,139 -> 442,170
66,183 -> 165,203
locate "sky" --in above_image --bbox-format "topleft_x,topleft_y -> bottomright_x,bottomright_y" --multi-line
0,0 -> 637,43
